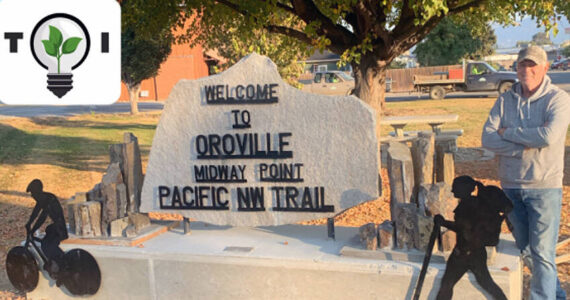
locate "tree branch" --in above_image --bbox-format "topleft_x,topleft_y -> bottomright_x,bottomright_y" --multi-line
395,16 -> 444,56
215,0 -> 250,16
290,0 -> 356,47
273,0 -> 295,14
265,25 -> 313,45
448,0 -> 484,14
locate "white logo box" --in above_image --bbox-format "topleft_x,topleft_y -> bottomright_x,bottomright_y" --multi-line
0,0 -> 120,105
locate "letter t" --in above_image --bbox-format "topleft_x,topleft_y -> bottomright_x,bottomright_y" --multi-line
4,32 -> 23,53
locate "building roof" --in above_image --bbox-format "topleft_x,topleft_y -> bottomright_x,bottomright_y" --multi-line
304,50 -> 340,63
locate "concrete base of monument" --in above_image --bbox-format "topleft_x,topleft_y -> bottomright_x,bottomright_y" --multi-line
27,223 -> 522,300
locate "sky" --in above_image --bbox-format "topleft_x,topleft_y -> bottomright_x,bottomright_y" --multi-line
493,16 -> 570,48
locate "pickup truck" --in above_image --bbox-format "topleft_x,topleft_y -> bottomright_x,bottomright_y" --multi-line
301,71 -> 393,95
413,61 -> 518,99
301,71 -> 355,95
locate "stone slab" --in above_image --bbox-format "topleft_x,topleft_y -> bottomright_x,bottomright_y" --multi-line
141,53 -> 379,226
28,224 -> 521,300
62,221 -> 179,247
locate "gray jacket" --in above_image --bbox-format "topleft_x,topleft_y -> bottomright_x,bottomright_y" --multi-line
482,75 -> 570,189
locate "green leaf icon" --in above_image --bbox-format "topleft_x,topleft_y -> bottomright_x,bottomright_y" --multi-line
42,40 -> 58,57
62,37 -> 82,54
48,25 -> 63,48
41,25 -> 83,73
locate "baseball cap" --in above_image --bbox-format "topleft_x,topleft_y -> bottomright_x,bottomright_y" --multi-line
517,45 -> 547,65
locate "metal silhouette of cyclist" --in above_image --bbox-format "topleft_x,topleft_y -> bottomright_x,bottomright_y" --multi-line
25,179 -> 69,283
6,179 -> 101,295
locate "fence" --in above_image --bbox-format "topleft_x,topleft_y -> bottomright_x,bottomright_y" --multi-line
298,64 -> 463,93
386,65 -> 461,92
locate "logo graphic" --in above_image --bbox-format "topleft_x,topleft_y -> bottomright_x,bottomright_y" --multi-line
0,0 -> 120,105
31,14 -> 90,98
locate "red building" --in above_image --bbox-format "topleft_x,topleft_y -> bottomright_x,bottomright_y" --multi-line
118,41 -> 218,101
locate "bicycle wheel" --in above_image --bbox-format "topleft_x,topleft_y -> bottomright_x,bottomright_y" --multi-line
6,246 -> 39,292
61,248 -> 101,296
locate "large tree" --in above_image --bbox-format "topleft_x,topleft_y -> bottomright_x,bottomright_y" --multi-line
120,0 -> 177,114
414,18 -> 496,66
129,1 -> 569,115
202,26 -> 311,87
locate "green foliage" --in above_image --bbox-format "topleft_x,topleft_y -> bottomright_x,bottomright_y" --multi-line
469,25 -> 496,60
41,25 -> 82,73
120,27 -> 172,88
121,0 -> 570,109
414,18 -> 495,66
120,2 -> 173,89
196,16 -> 311,87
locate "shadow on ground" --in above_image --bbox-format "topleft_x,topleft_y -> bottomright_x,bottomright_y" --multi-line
0,122 -> 151,172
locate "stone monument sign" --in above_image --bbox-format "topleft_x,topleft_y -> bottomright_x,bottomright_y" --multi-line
140,53 -> 379,226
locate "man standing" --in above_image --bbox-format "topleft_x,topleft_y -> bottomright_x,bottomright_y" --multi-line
482,45 -> 569,299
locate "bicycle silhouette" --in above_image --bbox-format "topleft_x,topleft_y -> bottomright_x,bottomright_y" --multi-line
5,179 -> 101,296
6,232 -> 101,296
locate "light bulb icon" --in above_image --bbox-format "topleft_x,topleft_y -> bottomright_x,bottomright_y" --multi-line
30,14 -> 91,98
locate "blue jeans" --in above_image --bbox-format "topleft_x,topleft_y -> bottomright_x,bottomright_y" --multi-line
504,188 -> 566,300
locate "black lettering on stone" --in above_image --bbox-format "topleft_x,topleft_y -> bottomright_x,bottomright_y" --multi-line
203,84 -> 278,104
205,86 -> 216,101
285,187 -> 299,209
196,133 -> 293,160
231,110 -> 251,129
195,135 -> 208,156
172,186 -> 183,207
208,134 -> 221,157
236,85 -> 245,99
159,186 -> 170,207
216,187 -> 229,208
182,186 -> 193,206
271,186 -> 334,212
256,85 -> 268,99
216,85 -> 223,99
246,84 -> 255,99
271,186 -> 283,210
237,187 -> 265,211
222,134 -> 235,154
259,163 -> 304,182
159,186 -> 229,210
194,165 -> 247,183
269,83 -> 278,99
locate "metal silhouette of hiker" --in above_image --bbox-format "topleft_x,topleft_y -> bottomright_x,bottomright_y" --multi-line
25,179 -> 68,280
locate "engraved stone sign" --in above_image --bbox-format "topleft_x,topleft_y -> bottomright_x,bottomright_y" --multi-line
140,53 -> 379,226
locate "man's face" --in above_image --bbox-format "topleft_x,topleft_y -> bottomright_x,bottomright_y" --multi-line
517,59 -> 549,93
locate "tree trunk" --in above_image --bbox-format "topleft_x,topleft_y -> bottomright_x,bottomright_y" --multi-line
127,83 -> 141,115
352,54 -> 388,196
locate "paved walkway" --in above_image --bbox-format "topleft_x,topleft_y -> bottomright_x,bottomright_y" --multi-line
0,102 -> 164,119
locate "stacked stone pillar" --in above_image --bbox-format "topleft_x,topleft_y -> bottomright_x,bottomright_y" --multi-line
66,132 -> 150,238
379,133 -> 458,252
